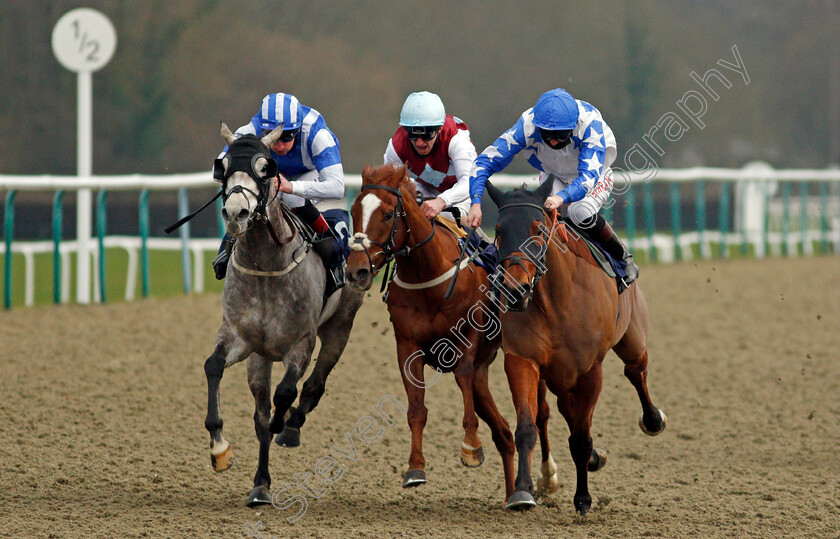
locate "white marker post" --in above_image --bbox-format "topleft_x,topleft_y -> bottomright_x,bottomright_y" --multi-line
52,8 -> 117,304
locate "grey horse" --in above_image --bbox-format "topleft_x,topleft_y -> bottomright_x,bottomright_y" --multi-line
203,123 -> 364,506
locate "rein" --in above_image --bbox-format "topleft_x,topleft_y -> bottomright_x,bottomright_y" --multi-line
493,202 -> 559,296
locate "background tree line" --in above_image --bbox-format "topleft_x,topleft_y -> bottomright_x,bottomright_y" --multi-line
1,0 -> 838,178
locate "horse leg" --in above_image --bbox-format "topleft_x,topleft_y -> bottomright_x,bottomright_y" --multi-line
614,291 -> 667,435
472,361 -> 516,502
535,379 -> 560,496
613,342 -> 667,436
454,360 -> 484,467
556,362 -> 604,516
397,339 -> 428,488
270,338 -> 315,444
245,354 -> 274,506
281,302 -> 360,448
205,342 -> 235,472
503,353 -> 540,511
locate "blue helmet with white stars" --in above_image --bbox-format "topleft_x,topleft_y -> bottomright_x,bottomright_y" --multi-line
532,89 -> 579,130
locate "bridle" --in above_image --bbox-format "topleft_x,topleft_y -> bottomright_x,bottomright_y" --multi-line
350,183 -> 436,273
163,134 -> 285,250
490,202 -> 559,300
217,136 -> 286,247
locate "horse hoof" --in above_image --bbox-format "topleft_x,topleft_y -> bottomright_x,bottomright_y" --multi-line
210,442 -> 235,472
588,448 -> 607,472
460,444 -> 485,467
574,495 -> 592,516
276,427 -> 301,448
246,485 -> 273,507
402,469 -> 427,488
505,490 -> 537,511
639,409 -> 668,436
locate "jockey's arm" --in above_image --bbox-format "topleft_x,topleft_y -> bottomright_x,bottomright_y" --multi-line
290,128 -> 345,200
438,129 -> 475,208
468,118 -> 526,206
553,127 -> 608,206
288,164 -> 344,200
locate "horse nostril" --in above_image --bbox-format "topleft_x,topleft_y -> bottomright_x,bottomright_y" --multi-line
221,208 -> 229,220
237,209 -> 249,221
358,268 -> 370,281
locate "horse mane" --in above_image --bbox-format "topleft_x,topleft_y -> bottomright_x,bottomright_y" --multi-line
361,163 -> 418,202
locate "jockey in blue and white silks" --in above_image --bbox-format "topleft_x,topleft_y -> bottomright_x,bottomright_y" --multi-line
213,93 -> 348,293
467,88 -> 639,286
230,92 -> 344,209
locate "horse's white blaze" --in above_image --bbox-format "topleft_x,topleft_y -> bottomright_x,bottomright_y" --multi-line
360,193 -> 382,233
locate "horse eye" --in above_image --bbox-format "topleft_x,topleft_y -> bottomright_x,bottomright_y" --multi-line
383,211 -> 394,221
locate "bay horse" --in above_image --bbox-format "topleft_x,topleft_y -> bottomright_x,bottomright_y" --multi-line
203,123 -> 364,506
485,179 -> 667,514
345,164 -> 525,497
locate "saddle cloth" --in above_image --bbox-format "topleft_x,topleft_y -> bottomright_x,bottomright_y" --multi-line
555,223 -> 630,293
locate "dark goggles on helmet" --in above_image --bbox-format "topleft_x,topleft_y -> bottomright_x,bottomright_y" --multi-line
538,128 -> 573,145
404,126 -> 440,141
278,128 -> 300,142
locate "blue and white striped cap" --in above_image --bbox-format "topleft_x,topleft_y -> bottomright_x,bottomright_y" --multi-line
258,93 -> 302,132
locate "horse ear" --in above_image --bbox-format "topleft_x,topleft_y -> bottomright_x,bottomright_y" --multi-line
397,165 -> 412,187
534,174 -> 556,202
362,165 -> 375,185
220,122 -> 237,145
261,124 -> 284,148
485,181 -> 504,206
379,164 -> 403,188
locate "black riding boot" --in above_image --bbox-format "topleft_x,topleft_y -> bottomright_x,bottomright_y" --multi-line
599,223 -> 639,286
313,236 -> 345,297
293,201 -> 346,297
572,213 -> 639,287
212,234 -> 235,280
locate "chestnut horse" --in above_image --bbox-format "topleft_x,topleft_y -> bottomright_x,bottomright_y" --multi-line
346,164 -> 521,497
485,180 -> 667,514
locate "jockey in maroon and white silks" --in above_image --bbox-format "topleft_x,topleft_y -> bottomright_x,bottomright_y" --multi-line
384,92 -> 476,224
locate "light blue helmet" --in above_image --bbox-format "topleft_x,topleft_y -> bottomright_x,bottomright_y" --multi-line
532,88 -> 579,130
399,91 -> 446,127
257,93 -> 302,132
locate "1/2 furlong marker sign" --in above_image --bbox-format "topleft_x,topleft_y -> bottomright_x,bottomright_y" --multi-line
52,8 -> 117,304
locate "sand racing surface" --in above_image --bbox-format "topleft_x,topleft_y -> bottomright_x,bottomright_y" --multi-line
1,256 -> 839,538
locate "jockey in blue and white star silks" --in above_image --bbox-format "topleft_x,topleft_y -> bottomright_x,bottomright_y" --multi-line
467,88 -> 639,285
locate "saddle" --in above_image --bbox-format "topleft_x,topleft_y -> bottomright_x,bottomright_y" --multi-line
555,222 -> 628,293
433,215 -> 467,239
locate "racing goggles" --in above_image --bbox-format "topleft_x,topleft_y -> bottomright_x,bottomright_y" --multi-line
277,128 -> 300,142
404,126 -> 440,141
538,128 -> 573,145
